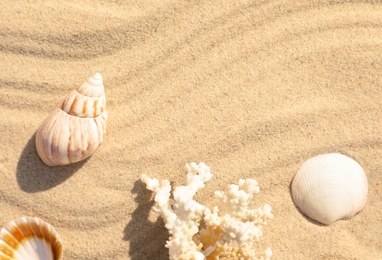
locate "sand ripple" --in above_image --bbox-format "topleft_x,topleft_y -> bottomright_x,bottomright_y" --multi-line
0,0 -> 381,259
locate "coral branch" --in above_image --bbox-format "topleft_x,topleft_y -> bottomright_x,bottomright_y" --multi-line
141,163 -> 272,260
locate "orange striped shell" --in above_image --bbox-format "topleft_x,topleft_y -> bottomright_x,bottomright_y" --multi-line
35,73 -> 108,166
0,217 -> 63,260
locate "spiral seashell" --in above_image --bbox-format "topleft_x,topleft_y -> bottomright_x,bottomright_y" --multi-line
0,217 -> 63,259
35,73 -> 107,166
291,153 -> 368,225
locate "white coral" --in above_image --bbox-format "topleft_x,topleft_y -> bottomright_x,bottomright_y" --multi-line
141,162 -> 212,260
141,163 -> 272,260
199,178 -> 273,259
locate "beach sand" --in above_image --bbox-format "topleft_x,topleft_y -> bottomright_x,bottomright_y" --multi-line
0,0 -> 381,259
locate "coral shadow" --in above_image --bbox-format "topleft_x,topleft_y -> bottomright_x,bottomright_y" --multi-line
16,133 -> 86,193
124,180 -> 169,260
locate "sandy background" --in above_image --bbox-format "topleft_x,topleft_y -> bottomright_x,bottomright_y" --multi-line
1,0 -> 381,259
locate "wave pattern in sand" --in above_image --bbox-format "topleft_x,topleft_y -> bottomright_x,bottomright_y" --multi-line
0,0 -> 381,259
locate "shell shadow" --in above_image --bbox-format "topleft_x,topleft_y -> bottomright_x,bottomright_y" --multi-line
16,133 -> 86,193
123,180 -> 169,260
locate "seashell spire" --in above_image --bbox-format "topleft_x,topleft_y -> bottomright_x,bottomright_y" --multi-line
60,73 -> 106,118
77,73 -> 104,97
35,73 -> 108,166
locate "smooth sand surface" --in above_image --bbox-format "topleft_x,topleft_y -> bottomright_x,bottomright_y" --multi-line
1,1 -> 381,259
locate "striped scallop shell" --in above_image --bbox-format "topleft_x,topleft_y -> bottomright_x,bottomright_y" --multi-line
291,153 -> 368,225
0,217 -> 62,260
35,73 -> 107,166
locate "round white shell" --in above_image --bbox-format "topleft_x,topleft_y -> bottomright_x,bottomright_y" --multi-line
35,73 -> 108,166
0,217 -> 63,260
291,153 -> 368,225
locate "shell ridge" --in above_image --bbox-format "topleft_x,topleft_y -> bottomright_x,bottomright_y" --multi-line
0,229 -> 18,250
0,242 -> 14,258
0,239 -> 14,257
93,117 -> 102,145
17,219 -> 39,256
60,91 -> 105,118
38,109 -> 61,165
51,111 -> 64,165
0,219 -> 33,259
1,217 -> 63,259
